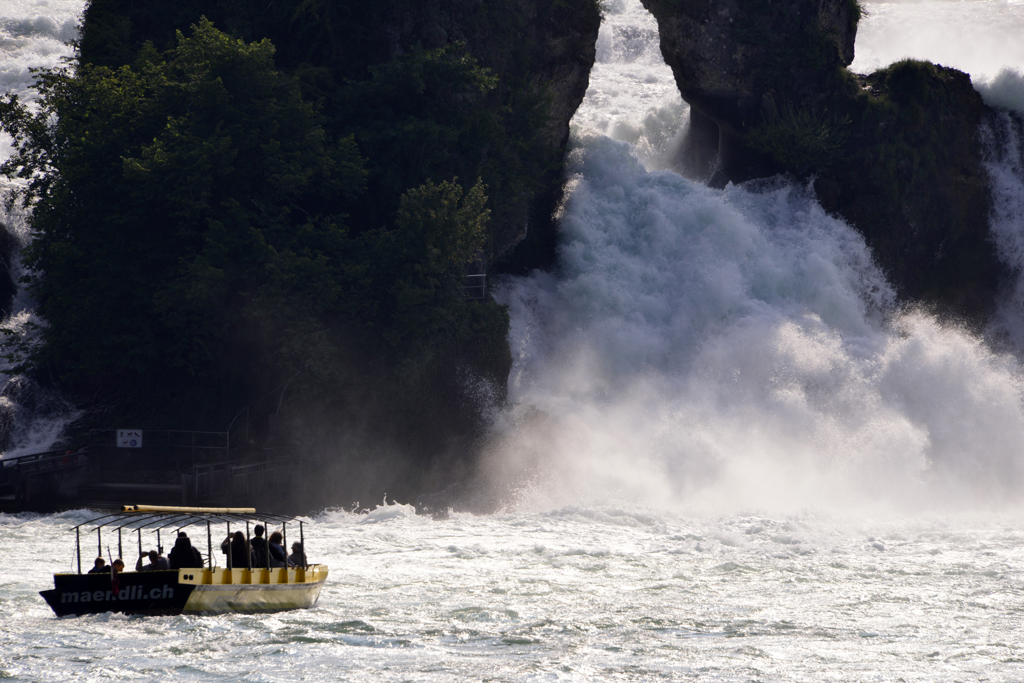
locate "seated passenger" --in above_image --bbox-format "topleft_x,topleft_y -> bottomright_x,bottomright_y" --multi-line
169,531 -> 204,569
267,531 -> 288,568
136,549 -> 170,571
288,542 -> 306,568
88,557 -> 110,573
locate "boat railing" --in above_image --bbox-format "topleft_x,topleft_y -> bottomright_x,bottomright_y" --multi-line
68,505 -> 312,576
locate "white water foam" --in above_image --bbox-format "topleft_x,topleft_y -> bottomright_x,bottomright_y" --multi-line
0,1 -> 85,457
487,0 -> 1024,516
852,1 -> 1024,82
0,189 -> 80,457
0,0 -> 82,162
977,67 -> 1024,114
574,0 -> 687,171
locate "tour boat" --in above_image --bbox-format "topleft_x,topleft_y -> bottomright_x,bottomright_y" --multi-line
40,504 -> 328,617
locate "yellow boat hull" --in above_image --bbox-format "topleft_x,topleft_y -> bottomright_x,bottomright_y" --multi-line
180,566 -> 329,615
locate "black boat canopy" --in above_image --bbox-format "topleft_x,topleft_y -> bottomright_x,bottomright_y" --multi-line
71,505 -> 308,532
67,504 -> 312,574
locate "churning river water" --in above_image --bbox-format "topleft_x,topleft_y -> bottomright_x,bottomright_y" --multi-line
4,1 -> 1024,681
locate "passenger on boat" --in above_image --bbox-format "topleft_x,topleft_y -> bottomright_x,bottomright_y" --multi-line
221,531 -> 252,569
289,542 -> 306,567
88,557 -> 110,573
169,531 -> 204,569
136,549 -> 170,571
111,558 -> 124,593
268,531 -> 288,567
251,524 -> 270,566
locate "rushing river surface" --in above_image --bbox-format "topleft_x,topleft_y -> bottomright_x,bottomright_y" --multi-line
6,505 -> 1024,682
4,0 -> 1024,681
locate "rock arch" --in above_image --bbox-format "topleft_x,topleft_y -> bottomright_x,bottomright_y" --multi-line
640,0 -> 858,185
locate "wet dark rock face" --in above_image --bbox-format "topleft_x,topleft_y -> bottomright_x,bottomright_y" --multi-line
641,0 -> 858,183
0,223 -> 18,317
816,63 -> 1001,322
642,0 -> 1002,325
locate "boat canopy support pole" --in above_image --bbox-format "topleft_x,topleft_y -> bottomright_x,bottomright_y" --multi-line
226,522 -> 232,570
299,521 -> 305,569
76,528 -> 81,575
245,522 -> 252,570
118,529 -> 123,561
207,521 -> 212,570
96,528 -> 101,560
137,528 -> 142,563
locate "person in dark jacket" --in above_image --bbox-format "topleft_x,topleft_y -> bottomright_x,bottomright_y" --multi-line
221,531 -> 251,569
169,531 -> 204,569
88,557 -> 110,573
250,524 -> 270,566
288,542 -> 306,568
268,531 -> 288,567
137,549 -> 170,571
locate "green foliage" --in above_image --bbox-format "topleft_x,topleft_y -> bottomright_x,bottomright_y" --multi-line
0,20 -> 504,425
333,44 -> 554,260
877,59 -> 940,105
746,103 -> 850,176
2,20 -> 354,388
363,178 -> 489,362
847,0 -> 866,27
337,46 -> 496,227
77,0 -> 592,264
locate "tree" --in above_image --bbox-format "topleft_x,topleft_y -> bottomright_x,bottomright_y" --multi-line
1,18 -> 502,437
0,19 -> 364,405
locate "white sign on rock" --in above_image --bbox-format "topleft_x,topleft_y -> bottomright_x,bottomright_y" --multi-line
117,430 -> 143,448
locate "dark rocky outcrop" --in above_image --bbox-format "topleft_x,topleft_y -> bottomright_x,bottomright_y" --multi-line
642,0 -> 1002,325
41,0 -> 601,506
78,0 -> 601,271
641,0 -> 858,183
0,222 -> 19,317
815,62 -> 1001,320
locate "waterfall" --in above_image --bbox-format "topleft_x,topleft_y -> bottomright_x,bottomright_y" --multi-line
0,1 -> 84,457
485,1 -> 1024,515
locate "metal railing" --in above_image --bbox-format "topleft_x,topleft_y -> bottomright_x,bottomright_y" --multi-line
0,449 -> 88,485
185,458 -> 294,502
463,273 -> 486,300
88,429 -> 229,470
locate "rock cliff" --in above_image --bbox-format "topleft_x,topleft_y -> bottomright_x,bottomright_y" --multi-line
642,0 -> 1001,325
642,0 -> 858,183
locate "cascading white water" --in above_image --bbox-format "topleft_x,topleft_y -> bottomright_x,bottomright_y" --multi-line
487,0 -> 1024,515
0,0 -> 81,159
0,187 -> 81,458
0,1 -> 84,457
3,3 -> 1024,681
850,1 -> 1024,84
